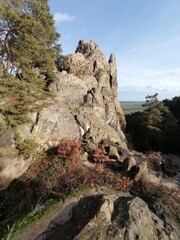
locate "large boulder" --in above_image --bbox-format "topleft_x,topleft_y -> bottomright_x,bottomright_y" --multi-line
33,189 -> 179,240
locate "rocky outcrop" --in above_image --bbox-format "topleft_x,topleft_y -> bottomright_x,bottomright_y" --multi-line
27,188 -> 179,240
0,40 -> 127,188
29,40 -> 127,148
1,41 -> 180,240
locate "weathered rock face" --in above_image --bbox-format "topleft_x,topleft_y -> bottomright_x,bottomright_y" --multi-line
0,40 -> 127,188
0,131 -> 30,189
33,189 -> 179,240
22,40 -> 127,148
17,41 -> 126,148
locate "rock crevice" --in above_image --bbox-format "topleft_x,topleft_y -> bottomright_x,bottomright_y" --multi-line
30,40 -> 127,147
0,40 -> 127,188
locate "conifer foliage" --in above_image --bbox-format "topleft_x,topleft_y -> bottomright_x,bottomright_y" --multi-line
142,93 -> 169,150
0,0 -> 61,129
126,93 -> 180,153
142,93 -> 169,128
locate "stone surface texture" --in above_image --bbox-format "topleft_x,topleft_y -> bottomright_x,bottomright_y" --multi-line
1,41 -> 180,239
30,40 -> 127,148
0,40 -> 127,188
33,188 -> 179,240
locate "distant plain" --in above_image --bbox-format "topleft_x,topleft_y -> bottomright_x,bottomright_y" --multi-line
121,101 -> 144,114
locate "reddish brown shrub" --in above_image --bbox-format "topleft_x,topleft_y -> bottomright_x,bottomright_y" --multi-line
93,147 -> 109,163
57,138 -> 82,163
119,176 -> 133,190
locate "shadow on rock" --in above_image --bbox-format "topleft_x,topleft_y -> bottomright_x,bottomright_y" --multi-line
36,195 -> 104,240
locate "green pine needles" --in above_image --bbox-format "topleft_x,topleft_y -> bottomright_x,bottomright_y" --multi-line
0,0 -> 61,129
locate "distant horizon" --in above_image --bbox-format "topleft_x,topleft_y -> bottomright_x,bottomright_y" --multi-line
120,100 -> 144,102
118,91 -> 179,102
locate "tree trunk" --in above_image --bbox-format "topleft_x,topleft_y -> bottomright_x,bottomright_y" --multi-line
5,30 -> 11,72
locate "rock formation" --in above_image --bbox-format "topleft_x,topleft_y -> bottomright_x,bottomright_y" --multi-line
0,40 -> 127,188
19,188 -> 179,240
29,40 -> 127,147
0,41 -> 180,240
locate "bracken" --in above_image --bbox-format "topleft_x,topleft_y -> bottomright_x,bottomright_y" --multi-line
57,138 -> 82,163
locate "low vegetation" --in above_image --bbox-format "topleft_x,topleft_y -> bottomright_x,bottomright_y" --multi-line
0,138 -> 132,239
57,138 -> 82,163
93,147 -> 109,163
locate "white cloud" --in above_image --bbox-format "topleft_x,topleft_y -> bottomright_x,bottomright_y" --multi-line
54,13 -> 76,23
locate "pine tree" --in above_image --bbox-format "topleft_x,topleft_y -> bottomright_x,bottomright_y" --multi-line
142,93 -> 170,150
0,0 -> 61,129
143,93 -> 169,127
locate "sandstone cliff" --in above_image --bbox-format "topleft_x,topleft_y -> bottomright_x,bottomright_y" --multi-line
30,40 -> 127,148
0,40 -> 127,189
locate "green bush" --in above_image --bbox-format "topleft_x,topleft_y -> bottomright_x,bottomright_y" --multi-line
56,55 -> 70,72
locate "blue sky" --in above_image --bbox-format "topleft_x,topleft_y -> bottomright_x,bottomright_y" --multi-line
49,0 -> 180,101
